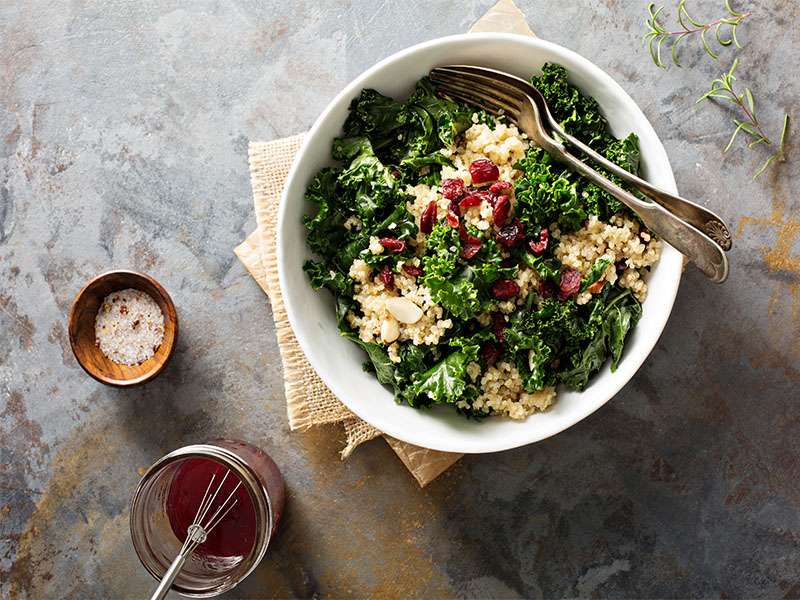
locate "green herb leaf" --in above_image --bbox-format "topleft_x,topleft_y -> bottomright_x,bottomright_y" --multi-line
644,0 -> 751,69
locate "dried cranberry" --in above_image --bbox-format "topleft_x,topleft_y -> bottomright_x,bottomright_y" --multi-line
440,178 -> 466,201
448,196 -> 461,216
457,224 -> 482,259
458,194 -> 481,210
461,238 -> 482,260
379,265 -> 395,290
489,180 -> 512,195
459,191 -> 485,211
491,312 -> 507,342
527,228 -> 549,256
491,279 -> 520,300
391,167 -> 401,179
539,280 -> 557,299
496,219 -> 525,248
402,264 -> 423,277
469,158 -> 500,184
481,342 -> 502,366
420,201 -> 437,234
615,259 -> 627,271
558,269 -> 581,300
492,195 -> 511,227
378,237 -> 406,254
446,209 -> 460,228
460,242 -> 481,260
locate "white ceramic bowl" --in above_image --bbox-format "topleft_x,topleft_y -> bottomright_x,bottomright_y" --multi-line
277,33 -> 681,454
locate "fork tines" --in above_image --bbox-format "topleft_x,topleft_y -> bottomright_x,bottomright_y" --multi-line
429,66 -> 528,120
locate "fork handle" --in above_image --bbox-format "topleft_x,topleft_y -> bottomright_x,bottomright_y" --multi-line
555,126 -> 732,251
555,148 -> 729,283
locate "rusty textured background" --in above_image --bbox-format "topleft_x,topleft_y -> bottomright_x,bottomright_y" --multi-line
2,0 -> 799,598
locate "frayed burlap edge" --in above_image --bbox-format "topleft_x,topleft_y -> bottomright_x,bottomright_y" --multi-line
236,138 -> 463,486
248,136 -> 381,437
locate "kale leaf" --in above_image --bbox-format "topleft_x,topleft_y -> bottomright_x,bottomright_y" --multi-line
532,63 -> 609,149
559,289 -> 642,390
333,137 -> 402,224
303,260 -> 353,297
428,277 -> 481,320
503,299 -> 585,391
343,89 -> 407,150
521,251 -> 561,283
559,329 -> 609,391
341,78 -> 478,181
341,331 -> 398,391
513,149 -> 587,231
419,224 -> 480,319
417,223 -> 510,320
409,344 -> 480,406
407,77 -> 474,148
303,167 -> 349,258
605,290 -> 642,370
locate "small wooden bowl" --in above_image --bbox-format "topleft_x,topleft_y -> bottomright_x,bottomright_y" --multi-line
68,270 -> 178,387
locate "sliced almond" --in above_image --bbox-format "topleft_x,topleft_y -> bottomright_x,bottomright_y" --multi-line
385,297 -> 424,324
380,315 -> 400,343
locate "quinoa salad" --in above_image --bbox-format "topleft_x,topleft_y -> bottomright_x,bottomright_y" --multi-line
302,64 -> 662,420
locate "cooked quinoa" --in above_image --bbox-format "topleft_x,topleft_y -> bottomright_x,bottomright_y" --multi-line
346,261 -> 454,347
303,64 -> 662,420
554,215 -> 662,303
95,288 -> 164,365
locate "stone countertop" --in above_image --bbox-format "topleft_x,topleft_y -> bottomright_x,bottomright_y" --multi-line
2,1 -> 798,597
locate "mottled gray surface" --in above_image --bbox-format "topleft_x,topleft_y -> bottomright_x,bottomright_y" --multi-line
1,0 -> 799,598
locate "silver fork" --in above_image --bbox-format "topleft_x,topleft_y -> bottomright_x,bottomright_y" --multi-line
434,65 -> 733,252
429,66 -> 729,283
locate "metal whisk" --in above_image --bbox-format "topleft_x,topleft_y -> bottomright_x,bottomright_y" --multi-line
149,469 -> 242,600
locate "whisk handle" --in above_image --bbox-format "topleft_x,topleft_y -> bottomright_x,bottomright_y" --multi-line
149,550 -> 190,600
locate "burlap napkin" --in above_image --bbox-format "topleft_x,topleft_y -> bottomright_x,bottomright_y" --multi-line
234,0 -> 535,486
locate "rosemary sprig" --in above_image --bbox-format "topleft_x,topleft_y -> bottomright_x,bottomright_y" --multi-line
645,0 -> 751,68
697,59 -> 791,178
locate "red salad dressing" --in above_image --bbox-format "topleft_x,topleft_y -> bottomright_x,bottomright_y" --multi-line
166,458 -> 257,558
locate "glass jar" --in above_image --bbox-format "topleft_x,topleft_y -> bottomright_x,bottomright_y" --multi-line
130,440 -> 285,597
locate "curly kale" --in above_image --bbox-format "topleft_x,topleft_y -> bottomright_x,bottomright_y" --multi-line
513,149 -> 588,231
418,224 -> 480,320
343,89 -> 407,147
532,63 -> 610,149
503,289 -> 642,393
332,137 -> 402,224
410,344 -> 480,405
342,78 -> 483,184
515,63 -> 643,232
559,288 -> 642,390
418,223 -> 516,321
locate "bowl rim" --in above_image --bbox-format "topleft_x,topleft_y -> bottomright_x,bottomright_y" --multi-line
277,32 -> 682,453
68,269 -> 179,387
